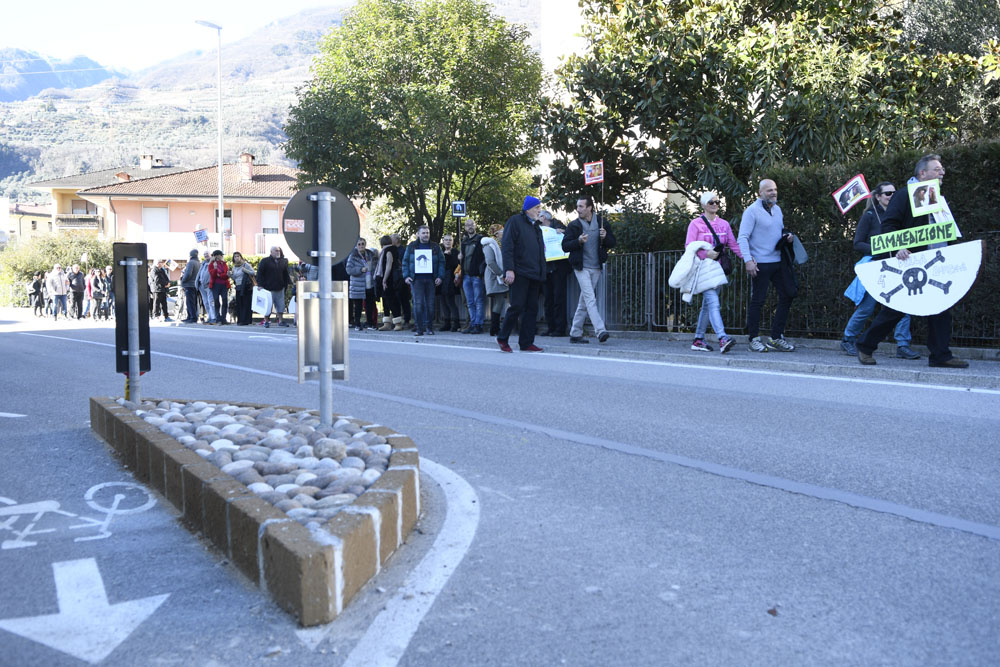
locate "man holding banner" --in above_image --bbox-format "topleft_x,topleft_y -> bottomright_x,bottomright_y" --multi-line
856,155 -> 967,368
562,194 -> 616,344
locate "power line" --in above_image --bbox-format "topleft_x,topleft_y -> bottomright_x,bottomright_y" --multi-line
0,67 -> 122,76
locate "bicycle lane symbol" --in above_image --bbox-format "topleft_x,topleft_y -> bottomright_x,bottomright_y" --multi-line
0,482 -> 156,550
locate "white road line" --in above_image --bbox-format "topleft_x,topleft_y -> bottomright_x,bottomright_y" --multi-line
296,457 -> 480,663
19,331 -> 1000,542
0,412 -> 27,418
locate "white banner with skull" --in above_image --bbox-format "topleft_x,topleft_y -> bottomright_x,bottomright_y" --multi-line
854,240 -> 984,316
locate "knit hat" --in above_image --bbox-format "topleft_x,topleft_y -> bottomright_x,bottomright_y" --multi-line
189,249 -> 199,259
522,195 -> 541,211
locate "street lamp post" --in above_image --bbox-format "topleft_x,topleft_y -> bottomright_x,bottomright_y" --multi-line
195,20 -> 225,257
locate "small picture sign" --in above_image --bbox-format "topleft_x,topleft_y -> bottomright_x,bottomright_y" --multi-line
451,201 -> 467,217
194,229 -> 208,243
284,218 -> 305,233
584,160 -> 605,185
832,174 -> 870,214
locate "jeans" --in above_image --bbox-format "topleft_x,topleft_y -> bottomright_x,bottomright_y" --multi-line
694,288 -> 727,339
746,261 -> 796,339
411,279 -> 435,332
212,284 -> 228,322
199,286 -> 216,321
570,268 -> 606,337
843,293 -> 911,345
53,294 -> 67,320
184,287 -> 199,321
462,275 -> 486,326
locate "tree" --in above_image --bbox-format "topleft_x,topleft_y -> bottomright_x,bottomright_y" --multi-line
0,233 -> 113,306
284,0 -> 544,241
542,0 -> 991,210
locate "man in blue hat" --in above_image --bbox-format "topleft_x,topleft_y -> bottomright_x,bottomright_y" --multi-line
496,195 -> 547,353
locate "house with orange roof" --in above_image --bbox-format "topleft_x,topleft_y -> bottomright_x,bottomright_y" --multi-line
76,153 -> 305,260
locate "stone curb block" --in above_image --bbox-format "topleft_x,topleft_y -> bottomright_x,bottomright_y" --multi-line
88,396 -> 420,626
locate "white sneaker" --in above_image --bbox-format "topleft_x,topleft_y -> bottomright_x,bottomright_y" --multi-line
766,336 -> 795,352
748,337 -> 768,353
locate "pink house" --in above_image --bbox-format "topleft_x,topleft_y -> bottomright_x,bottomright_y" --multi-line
77,153 -> 304,260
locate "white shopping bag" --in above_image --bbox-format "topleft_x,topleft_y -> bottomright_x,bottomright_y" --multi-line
251,286 -> 272,315
287,296 -> 296,315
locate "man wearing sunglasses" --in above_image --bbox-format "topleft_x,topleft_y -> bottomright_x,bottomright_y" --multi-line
855,154 -> 967,368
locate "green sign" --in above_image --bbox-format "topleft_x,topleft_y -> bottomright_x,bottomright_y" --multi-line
870,222 -> 957,255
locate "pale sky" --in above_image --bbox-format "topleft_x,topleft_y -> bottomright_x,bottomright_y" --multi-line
1,0 -> 337,71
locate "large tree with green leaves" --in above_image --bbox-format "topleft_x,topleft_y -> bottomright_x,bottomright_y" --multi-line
284,0 -> 543,241
542,0 -> 994,209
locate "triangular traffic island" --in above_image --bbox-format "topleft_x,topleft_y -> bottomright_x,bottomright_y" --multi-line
89,396 -> 420,627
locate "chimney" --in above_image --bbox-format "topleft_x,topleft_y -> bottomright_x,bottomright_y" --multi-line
238,152 -> 255,182
140,154 -> 154,170
115,171 -> 131,182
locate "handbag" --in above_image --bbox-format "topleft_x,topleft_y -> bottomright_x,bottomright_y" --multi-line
701,215 -> 733,275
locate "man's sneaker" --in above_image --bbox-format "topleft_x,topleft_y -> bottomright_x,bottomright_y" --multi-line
896,345 -> 920,360
497,339 -> 512,353
858,350 -> 876,365
748,336 -> 768,353
719,336 -> 736,354
766,336 -> 795,352
598,331 -> 609,343
569,336 -> 589,344
278,321 -> 289,328
840,340 -> 858,356
263,321 -> 270,328
520,344 -> 543,352
426,329 -> 435,335
690,338 -> 713,352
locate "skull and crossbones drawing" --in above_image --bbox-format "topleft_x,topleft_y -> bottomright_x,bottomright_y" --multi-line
879,250 -> 953,303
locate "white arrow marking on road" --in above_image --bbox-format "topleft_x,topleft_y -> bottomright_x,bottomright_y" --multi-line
0,558 -> 169,664
0,412 -> 27,418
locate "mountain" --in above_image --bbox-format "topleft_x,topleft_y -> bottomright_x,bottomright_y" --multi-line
0,48 -> 126,102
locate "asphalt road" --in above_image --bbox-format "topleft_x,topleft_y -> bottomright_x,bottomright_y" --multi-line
1,311 -> 998,666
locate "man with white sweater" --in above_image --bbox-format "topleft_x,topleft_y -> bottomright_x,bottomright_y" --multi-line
737,179 -> 797,353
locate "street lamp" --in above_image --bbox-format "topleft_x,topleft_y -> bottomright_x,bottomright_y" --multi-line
195,20 -> 225,256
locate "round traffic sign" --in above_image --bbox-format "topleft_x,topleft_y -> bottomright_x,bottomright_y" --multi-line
282,186 -> 360,265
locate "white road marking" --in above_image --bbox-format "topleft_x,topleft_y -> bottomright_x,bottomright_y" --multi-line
0,412 -> 27,418
295,457 -> 480,664
0,558 -> 169,664
20,331 -> 1000,394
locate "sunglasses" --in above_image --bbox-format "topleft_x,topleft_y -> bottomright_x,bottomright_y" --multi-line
706,200 -> 720,206
879,191 -> 895,197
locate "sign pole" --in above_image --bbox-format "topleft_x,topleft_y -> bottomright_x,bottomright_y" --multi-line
314,191 -> 334,427
125,258 -> 141,404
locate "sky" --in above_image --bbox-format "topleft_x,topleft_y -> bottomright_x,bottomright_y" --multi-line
1,0 -> 338,71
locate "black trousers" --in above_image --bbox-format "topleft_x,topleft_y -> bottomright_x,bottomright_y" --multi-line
151,292 -> 168,319
858,307 -> 953,364
440,279 -> 461,321
544,261 -> 570,334
235,284 -> 253,324
399,282 -> 412,322
71,291 -> 85,318
498,276 -> 543,348
746,261 -> 796,339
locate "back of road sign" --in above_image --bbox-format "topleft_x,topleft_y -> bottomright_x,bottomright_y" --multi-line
113,243 -> 151,374
282,186 -> 360,266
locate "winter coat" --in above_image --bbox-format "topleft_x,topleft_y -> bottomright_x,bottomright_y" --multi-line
47,271 -> 68,296
346,248 -> 377,299
668,241 -> 728,302
461,233 -> 486,277
257,255 -> 291,292
207,260 -> 230,289
232,262 -> 256,289
67,270 -> 86,293
149,266 -> 170,293
195,261 -> 212,291
501,212 -> 546,282
561,214 -> 616,271
481,236 -> 508,295
180,258 -> 200,288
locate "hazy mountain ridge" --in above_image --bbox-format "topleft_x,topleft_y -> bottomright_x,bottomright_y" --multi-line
0,48 -> 126,102
0,6 -> 351,202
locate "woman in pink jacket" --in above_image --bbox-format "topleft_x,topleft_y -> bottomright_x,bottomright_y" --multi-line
685,192 -> 744,353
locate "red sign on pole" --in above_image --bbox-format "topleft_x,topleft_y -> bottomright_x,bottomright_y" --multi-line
584,160 -> 605,185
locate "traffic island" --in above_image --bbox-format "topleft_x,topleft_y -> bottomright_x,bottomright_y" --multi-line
89,396 -> 420,626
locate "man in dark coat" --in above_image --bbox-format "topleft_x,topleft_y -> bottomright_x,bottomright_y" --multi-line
67,264 -> 86,319
856,154 -> 967,368
496,196 -> 546,353
257,246 -> 292,327
562,195 -> 616,343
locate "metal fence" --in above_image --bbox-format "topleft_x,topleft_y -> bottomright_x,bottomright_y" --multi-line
602,232 -> 1000,347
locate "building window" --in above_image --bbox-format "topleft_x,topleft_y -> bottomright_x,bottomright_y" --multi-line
31,220 -> 37,230
214,209 -> 233,233
72,199 -> 97,215
141,206 -> 169,233
262,227 -> 279,235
